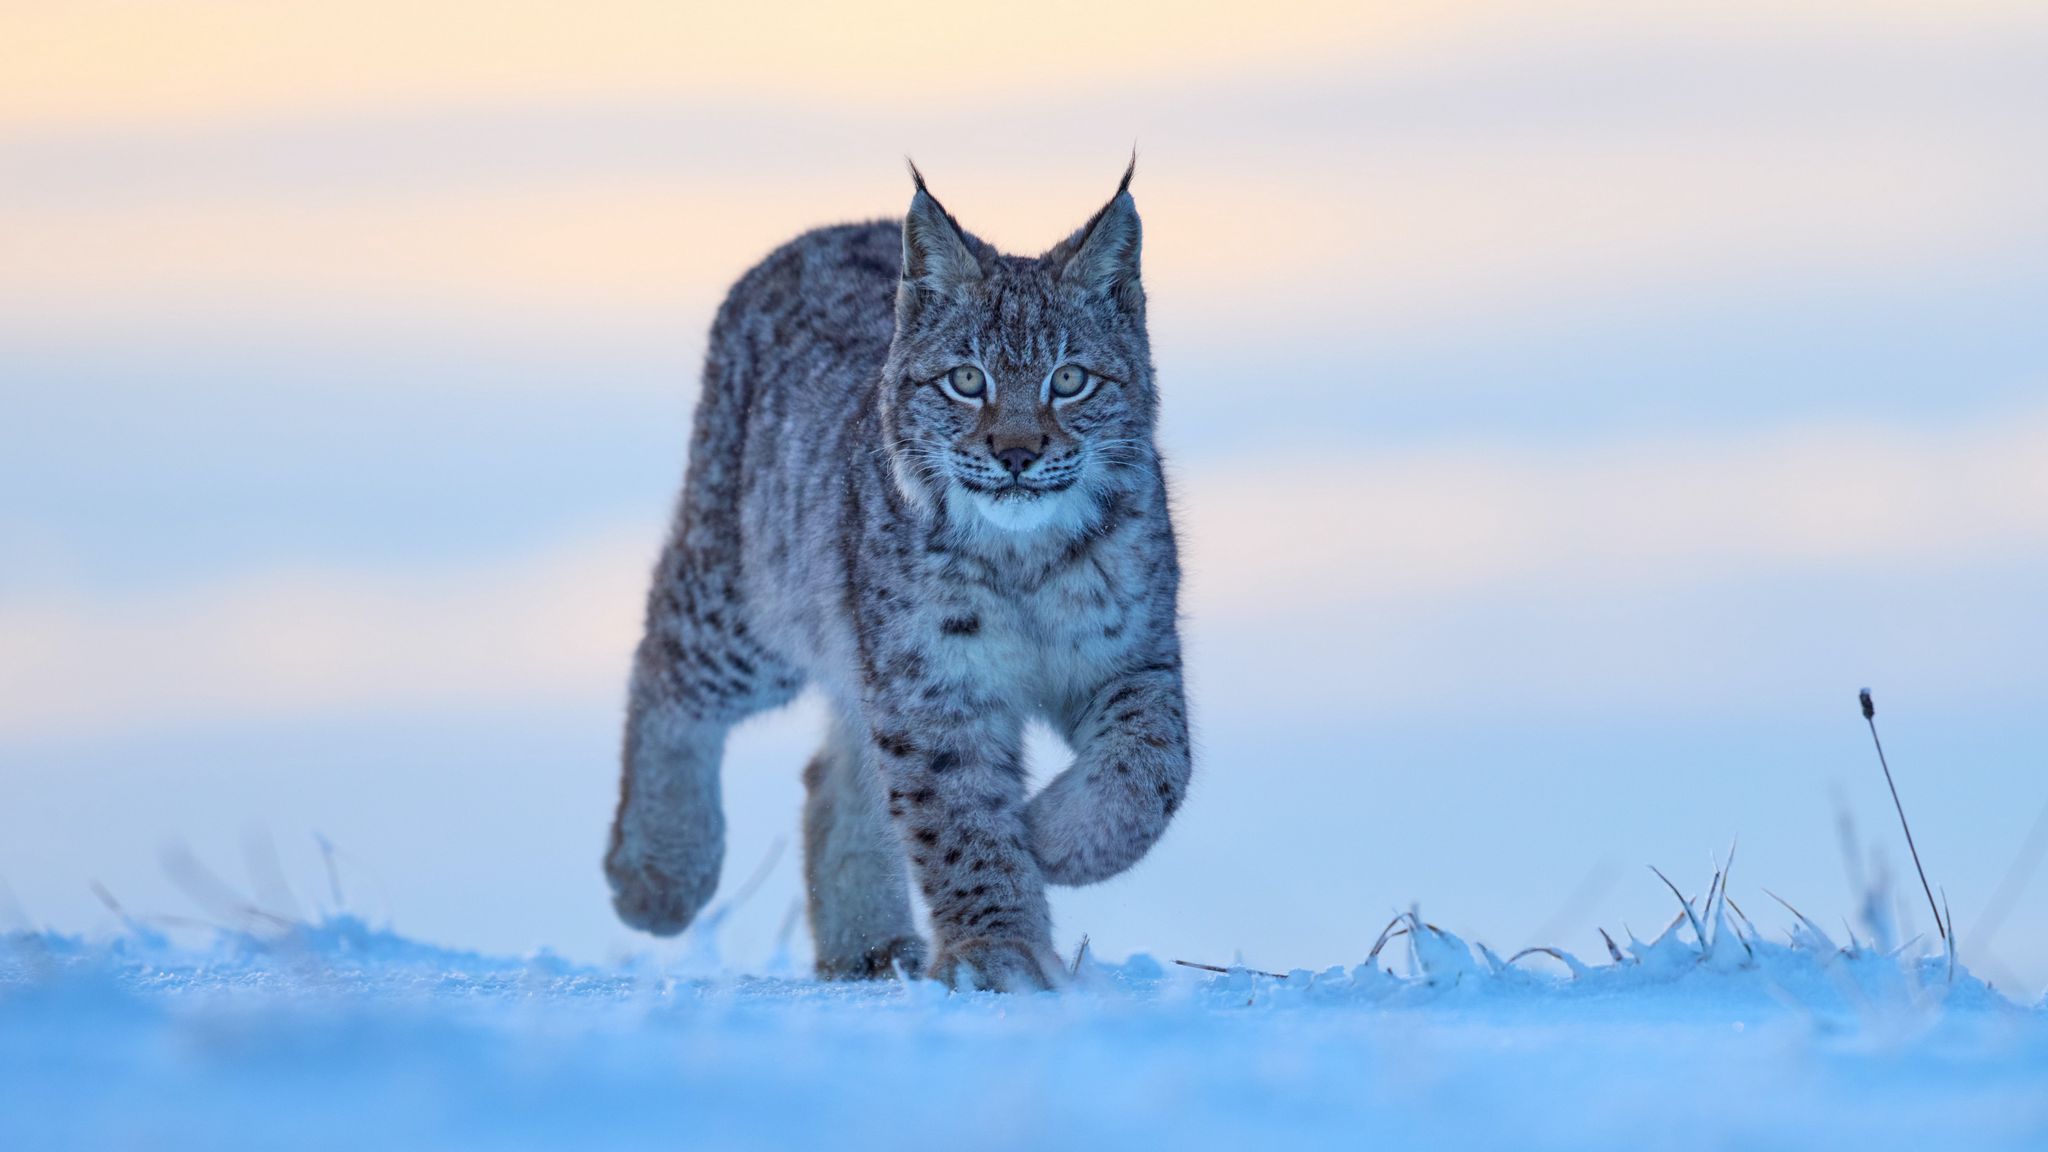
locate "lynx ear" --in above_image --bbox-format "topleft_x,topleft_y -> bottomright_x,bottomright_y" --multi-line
898,164 -> 982,324
1049,159 -> 1142,315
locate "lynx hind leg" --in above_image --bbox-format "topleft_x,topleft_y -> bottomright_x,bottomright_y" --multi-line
803,714 -> 925,979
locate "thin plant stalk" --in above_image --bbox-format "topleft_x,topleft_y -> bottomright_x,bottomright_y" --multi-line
1860,689 -> 1945,943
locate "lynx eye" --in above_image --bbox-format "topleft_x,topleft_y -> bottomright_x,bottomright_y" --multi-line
1049,364 -> 1089,399
945,365 -> 986,399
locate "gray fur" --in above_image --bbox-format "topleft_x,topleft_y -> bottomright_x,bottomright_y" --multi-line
605,165 -> 1190,991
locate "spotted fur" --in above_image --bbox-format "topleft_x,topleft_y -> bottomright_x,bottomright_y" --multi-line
605,164 -> 1189,991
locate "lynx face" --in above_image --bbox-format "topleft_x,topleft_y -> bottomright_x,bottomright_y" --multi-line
882,171 -> 1152,534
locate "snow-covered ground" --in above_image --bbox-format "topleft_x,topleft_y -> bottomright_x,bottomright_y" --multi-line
6,881 -> 2045,1152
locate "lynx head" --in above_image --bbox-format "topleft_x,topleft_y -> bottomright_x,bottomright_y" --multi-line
880,163 -> 1155,536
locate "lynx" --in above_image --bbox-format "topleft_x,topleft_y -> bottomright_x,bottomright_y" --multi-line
604,163 -> 1189,991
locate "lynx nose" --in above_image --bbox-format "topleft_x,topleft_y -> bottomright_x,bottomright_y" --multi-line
990,436 -> 1043,478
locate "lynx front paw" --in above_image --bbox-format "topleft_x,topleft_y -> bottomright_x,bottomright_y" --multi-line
816,935 -> 928,982
605,842 -> 719,937
928,936 -> 1063,993
1024,767 -> 1166,886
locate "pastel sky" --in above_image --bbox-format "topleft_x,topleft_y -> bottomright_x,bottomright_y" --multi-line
5,2 -> 2046,989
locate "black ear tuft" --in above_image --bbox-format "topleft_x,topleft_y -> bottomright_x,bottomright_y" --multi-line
1048,164 -> 1144,316
897,165 -> 982,326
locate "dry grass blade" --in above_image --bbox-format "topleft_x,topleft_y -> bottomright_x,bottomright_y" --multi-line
1071,935 -> 1090,977
1763,888 -> 1834,951
1530,861 -> 1619,947
1942,888 -> 1955,985
1648,865 -> 1707,948
315,833 -> 347,911
88,880 -> 126,916
161,843 -> 294,931
1506,946 -> 1581,978
1172,959 -> 1289,980
721,837 -> 786,915
1598,927 -> 1626,964
1714,841 -> 1755,962
241,827 -> 301,925
1859,689 -> 1945,942
772,898 -> 802,954
1969,795 -> 2048,954
0,877 -> 27,932
0,878 -> 57,980
1726,914 -> 1756,962
1648,911 -> 1689,947
1711,838 -> 1742,926
1365,913 -> 1407,963
1720,897 -> 1759,960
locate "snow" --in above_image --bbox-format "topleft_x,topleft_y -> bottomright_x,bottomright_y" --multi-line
6,895 -> 2046,1151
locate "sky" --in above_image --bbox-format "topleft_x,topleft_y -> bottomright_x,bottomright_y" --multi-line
4,1 -> 2047,988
